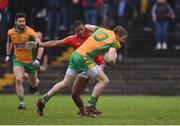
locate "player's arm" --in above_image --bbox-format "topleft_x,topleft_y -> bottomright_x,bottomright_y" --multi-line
84,24 -> 97,32
38,39 -> 65,48
5,36 -> 13,63
36,47 -> 44,60
35,37 -> 44,60
6,36 -> 13,56
107,47 -> 117,66
36,46 -> 44,60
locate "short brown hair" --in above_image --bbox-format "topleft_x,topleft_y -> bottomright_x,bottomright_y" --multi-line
15,13 -> 26,21
113,26 -> 127,37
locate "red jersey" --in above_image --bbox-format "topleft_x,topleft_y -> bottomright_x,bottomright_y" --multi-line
63,31 -> 104,65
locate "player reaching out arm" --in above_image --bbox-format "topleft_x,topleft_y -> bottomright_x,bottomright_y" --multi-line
26,24 -> 97,49
34,23 -> 127,117
26,20 -> 105,116
26,22 -> 92,49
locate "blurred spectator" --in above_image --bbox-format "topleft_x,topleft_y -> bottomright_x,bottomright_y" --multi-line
8,0 -> 35,27
45,0 -> 62,40
140,0 -> 155,31
81,0 -> 102,25
71,0 -> 84,23
117,0 -> 136,30
31,0 -> 47,35
117,0 -> 127,18
174,24 -> 180,50
2,0 -> 179,54
174,0 -> 180,22
0,0 -> 9,39
174,1 -> 180,21
174,0 -> 180,50
99,0 -> 115,28
0,0 -> 9,56
60,0 -> 72,30
152,0 -> 175,50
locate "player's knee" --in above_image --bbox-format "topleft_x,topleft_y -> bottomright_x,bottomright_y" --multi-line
60,84 -> 68,90
33,78 -> 39,86
15,78 -> 23,85
36,78 -> 40,85
60,80 -> 71,89
102,77 -> 109,86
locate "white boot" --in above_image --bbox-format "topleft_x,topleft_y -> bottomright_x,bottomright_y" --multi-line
162,42 -> 167,50
155,42 -> 161,50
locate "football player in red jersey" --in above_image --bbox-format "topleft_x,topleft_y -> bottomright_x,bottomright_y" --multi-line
27,20 -> 104,116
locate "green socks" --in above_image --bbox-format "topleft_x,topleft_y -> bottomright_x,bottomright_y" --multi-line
18,96 -> 25,104
42,94 -> 51,102
87,96 -> 97,107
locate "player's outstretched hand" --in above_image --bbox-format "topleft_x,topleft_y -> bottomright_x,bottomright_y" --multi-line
25,41 -> 38,49
5,55 -> 11,64
32,58 -> 40,68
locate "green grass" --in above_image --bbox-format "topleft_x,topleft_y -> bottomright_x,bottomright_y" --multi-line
0,95 -> 180,125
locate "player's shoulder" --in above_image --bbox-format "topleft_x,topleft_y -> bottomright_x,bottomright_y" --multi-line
66,34 -> 77,40
8,27 -> 16,35
94,27 -> 114,36
63,34 -> 77,44
95,26 -> 112,32
25,26 -> 36,34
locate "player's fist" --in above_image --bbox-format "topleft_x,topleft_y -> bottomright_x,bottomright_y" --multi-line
32,58 -> 40,68
5,55 -> 11,64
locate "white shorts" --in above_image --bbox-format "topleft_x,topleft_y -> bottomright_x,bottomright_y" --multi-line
66,64 -> 104,78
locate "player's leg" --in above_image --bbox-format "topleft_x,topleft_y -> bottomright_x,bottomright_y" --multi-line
13,65 -> 26,110
71,74 -> 89,115
70,51 -> 98,116
27,72 -> 39,94
25,64 -> 39,94
86,67 -> 109,115
36,68 -> 78,116
24,73 -> 39,94
88,70 -> 109,102
77,55 -> 107,116
89,65 -> 104,115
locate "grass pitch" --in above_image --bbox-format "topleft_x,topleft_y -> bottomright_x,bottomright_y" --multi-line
0,95 -> 180,125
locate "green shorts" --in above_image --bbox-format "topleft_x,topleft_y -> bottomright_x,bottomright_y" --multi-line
13,59 -> 37,74
68,51 -> 96,73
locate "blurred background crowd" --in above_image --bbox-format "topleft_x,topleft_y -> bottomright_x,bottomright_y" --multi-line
0,0 -> 180,53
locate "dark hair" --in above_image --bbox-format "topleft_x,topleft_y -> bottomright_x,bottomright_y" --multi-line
72,20 -> 84,29
113,26 -> 127,37
15,13 -> 26,21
